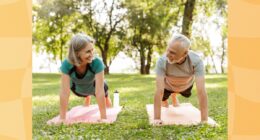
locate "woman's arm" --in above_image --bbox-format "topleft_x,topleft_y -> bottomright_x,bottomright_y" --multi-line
95,71 -> 107,119
59,74 -> 71,120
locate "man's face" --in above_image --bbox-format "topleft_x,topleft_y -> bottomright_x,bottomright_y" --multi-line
166,41 -> 188,64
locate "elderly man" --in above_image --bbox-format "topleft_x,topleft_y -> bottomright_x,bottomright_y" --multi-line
154,34 -> 208,124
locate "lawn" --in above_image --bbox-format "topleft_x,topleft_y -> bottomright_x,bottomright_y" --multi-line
33,73 -> 227,139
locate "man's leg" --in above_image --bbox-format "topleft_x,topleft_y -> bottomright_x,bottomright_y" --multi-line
180,85 -> 193,98
162,89 -> 172,107
161,92 -> 169,107
171,93 -> 180,107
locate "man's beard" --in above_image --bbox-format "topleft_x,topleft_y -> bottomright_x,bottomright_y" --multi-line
167,58 -> 177,64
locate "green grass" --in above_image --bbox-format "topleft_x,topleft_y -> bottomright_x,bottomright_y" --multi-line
33,73 -> 227,139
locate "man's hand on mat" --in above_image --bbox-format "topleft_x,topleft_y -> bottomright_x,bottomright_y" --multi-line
201,120 -> 218,127
153,119 -> 163,125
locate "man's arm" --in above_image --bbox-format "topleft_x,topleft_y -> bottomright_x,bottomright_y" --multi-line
195,75 -> 208,122
154,75 -> 165,120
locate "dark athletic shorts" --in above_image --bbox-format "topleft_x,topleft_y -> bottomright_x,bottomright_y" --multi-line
71,82 -> 109,97
162,85 -> 193,101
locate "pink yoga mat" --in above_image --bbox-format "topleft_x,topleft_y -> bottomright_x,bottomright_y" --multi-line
47,105 -> 122,125
146,103 -> 217,126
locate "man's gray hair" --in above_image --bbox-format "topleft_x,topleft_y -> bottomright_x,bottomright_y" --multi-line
168,33 -> 191,49
68,33 -> 95,66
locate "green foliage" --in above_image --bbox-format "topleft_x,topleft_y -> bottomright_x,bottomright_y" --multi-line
33,0 -> 227,74
123,0 -> 183,74
33,73 -> 227,139
191,0 -> 227,73
77,0 -> 127,73
33,0 -> 77,64
191,36 -> 211,56
195,0 -> 227,17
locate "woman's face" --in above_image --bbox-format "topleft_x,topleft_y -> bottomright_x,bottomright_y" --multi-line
78,43 -> 94,64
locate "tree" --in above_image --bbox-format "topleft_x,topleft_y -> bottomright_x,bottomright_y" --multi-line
33,0 -> 77,64
181,0 -> 196,38
220,22 -> 227,73
125,0 -> 182,74
192,36 -> 218,73
216,0 -> 227,73
78,0 -> 127,74
190,0 -> 227,73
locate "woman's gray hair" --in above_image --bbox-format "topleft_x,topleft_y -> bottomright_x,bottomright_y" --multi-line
168,33 -> 191,49
68,33 -> 95,66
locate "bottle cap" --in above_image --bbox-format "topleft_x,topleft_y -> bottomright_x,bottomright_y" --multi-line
114,90 -> 119,93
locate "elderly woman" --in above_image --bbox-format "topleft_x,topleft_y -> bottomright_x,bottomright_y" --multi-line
59,33 -> 112,123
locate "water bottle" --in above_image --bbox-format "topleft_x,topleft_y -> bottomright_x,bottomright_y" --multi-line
113,90 -> 119,107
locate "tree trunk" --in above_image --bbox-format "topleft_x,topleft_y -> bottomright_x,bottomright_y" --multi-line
145,47 -> 153,74
209,53 -> 218,74
181,0 -> 196,38
206,46 -> 218,73
220,37 -> 226,74
205,57 -> 209,74
60,37 -> 64,65
101,47 -> 109,75
140,47 -> 146,74
60,20 -> 64,65
60,44 -> 63,65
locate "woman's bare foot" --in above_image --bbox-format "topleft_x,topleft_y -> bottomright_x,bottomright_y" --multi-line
105,97 -> 112,108
161,100 -> 169,107
171,93 -> 180,107
84,96 -> 91,106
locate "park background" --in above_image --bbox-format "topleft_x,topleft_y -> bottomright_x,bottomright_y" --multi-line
32,0 -> 227,139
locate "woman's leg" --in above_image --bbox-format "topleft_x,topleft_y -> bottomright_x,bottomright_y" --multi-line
103,82 -> 112,108
84,96 -> 91,106
105,96 -> 112,108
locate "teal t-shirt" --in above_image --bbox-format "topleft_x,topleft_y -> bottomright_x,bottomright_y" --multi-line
60,57 -> 105,96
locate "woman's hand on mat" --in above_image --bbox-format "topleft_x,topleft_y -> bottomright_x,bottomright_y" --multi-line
55,118 -> 67,125
153,119 -> 163,125
97,118 -> 111,123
